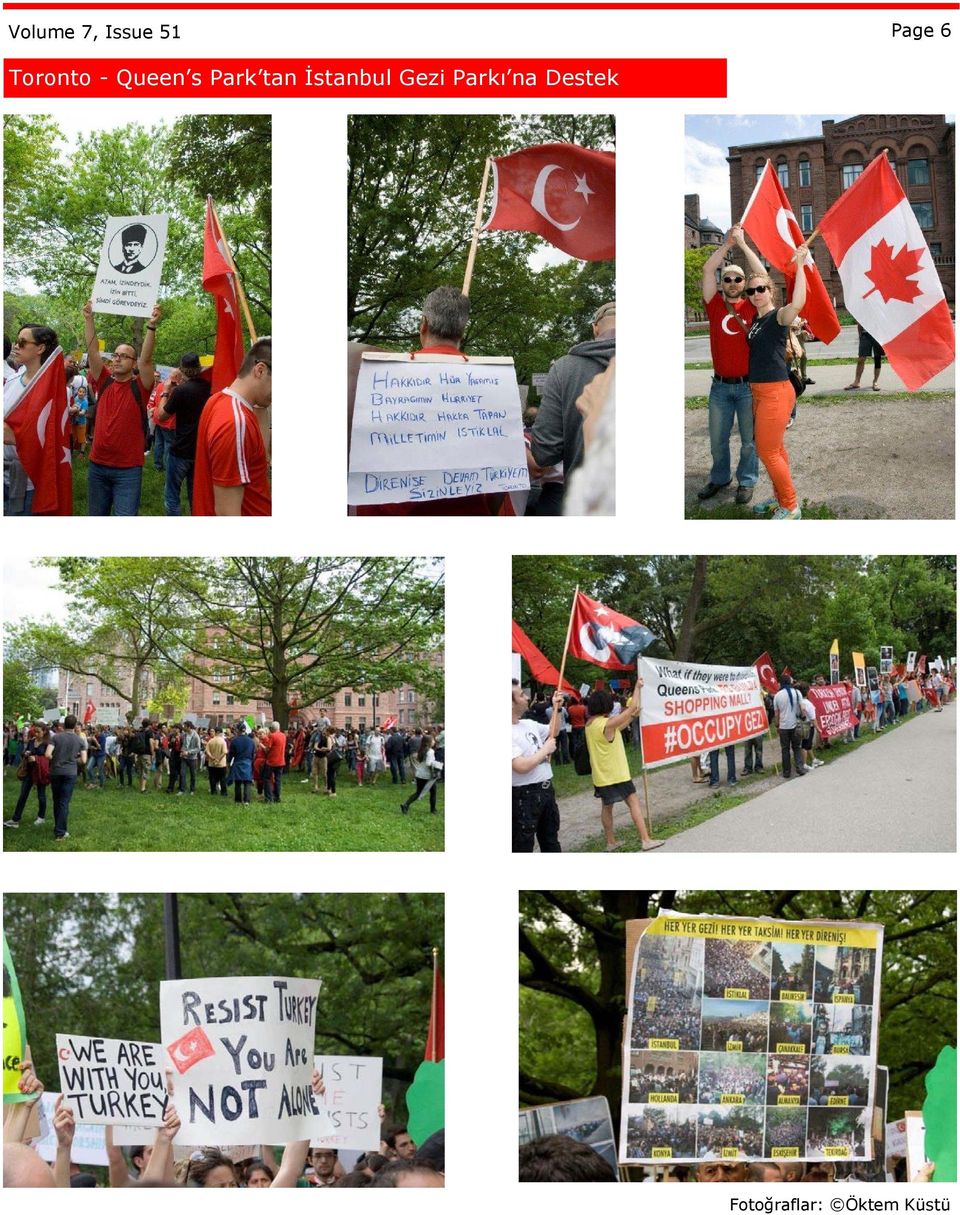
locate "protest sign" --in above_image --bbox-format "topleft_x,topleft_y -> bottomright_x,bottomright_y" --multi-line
511,652 -> 522,684
56,1034 -> 167,1126
829,639 -> 840,684
348,353 -> 530,505
43,708 -> 63,723
620,911 -> 884,1164
33,1093 -> 109,1165
905,651 -> 917,674
311,1055 -> 383,1152
92,215 -> 168,317
867,667 -> 880,693
807,686 -> 857,740
579,683 -> 591,699
879,646 -> 893,674
3,933 -> 28,1102
904,680 -> 921,704
520,1096 -> 619,1180
34,1093 -> 106,1164
160,976 -> 331,1145
637,658 -> 767,769
852,652 -> 867,688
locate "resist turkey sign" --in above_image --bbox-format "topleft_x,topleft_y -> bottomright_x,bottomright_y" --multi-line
807,686 -> 858,741
160,976 -> 331,1145
638,658 -> 767,769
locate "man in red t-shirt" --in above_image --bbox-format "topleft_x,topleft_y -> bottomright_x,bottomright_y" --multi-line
83,298 -> 159,516
264,720 -> 287,803
696,224 -> 765,506
192,338 -> 271,516
353,286 -> 506,517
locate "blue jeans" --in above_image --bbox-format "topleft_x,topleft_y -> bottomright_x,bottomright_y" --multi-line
164,454 -> 195,516
51,774 -> 76,837
86,753 -> 106,786
88,462 -> 142,516
709,746 -> 737,785
708,378 -> 758,487
153,426 -> 171,471
742,736 -> 764,772
265,764 -> 283,802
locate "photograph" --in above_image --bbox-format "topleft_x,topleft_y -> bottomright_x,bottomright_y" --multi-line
347,114 -> 615,517
814,946 -> 877,1005
700,999 -> 769,1053
511,554 -> 956,853
3,557 -> 445,852
519,891 -> 954,1179
685,113 -> 955,519
4,113 -> 271,517
3,892 -> 445,1187
812,1002 -> 873,1057
703,939 -> 771,1001
770,941 -> 815,999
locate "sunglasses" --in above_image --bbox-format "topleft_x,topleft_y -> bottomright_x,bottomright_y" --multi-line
745,285 -> 768,296
14,337 -> 39,347
722,276 -> 744,284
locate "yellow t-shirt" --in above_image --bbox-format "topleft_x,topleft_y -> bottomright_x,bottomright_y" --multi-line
585,716 -> 630,787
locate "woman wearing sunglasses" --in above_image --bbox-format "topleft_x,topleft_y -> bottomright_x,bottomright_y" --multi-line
744,247 -> 809,520
4,324 -> 58,514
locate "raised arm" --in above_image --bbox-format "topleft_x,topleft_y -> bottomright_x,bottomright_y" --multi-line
604,680 -> 643,738
83,300 -> 104,382
731,223 -> 766,278
105,1125 -> 132,1188
52,1094 -> 75,1188
270,1070 -> 325,1187
138,304 -> 160,394
3,1052 -> 43,1144
701,228 -> 736,303
778,246 -> 809,326
141,1079 -> 180,1188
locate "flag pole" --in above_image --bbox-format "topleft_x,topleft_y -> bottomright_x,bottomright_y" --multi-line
555,584 -> 579,705
636,681 -> 652,834
429,946 -> 439,1062
208,195 -> 258,346
462,157 -> 492,298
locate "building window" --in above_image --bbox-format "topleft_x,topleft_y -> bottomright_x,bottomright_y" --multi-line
842,162 -> 863,190
359,718 -> 366,732
911,201 -> 934,229
358,694 -> 366,707
800,205 -> 813,233
798,159 -> 811,188
226,694 -> 235,705
777,161 -> 789,189
344,716 -> 352,728
930,242 -> 942,259
86,682 -> 93,696
907,158 -> 930,186
398,709 -> 404,725
212,691 -> 221,705
755,161 -> 765,182
408,691 -> 416,703
343,693 -> 351,707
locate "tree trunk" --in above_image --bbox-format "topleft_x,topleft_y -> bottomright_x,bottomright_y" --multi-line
675,555 -> 709,661
129,662 -> 144,723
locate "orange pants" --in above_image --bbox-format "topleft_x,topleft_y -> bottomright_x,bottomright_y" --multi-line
751,380 -> 797,511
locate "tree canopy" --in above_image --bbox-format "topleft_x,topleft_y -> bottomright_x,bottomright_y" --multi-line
512,555 -> 956,688
519,890 -> 956,1129
348,114 -> 615,386
3,114 -> 270,361
4,892 -> 443,1118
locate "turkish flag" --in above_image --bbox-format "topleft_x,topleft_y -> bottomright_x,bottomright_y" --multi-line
484,143 -> 615,261
567,591 -> 655,671
817,154 -> 954,390
741,161 -> 840,343
203,196 -> 245,392
4,347 -> 72,515
753,652 -> 780,695
83,700 -> 96,724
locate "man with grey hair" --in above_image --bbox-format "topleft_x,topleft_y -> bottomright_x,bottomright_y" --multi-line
528,301 -> 615,514
355,284 -> 506,517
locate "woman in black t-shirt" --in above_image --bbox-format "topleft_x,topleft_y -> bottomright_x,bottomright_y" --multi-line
746,245 -> 809,519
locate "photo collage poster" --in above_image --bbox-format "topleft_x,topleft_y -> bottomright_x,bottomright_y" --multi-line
620,912 -> 884,1164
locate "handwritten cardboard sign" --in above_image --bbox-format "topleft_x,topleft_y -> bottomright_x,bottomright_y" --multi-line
160,976 -> 331,1145
310,1055 -> 383,1152
56,1034 -> 167,1126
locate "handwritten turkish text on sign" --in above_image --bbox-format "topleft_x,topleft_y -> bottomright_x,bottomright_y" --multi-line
311,1055 -> 383,1152
92,214 -> 168,318
160,976 -> 330,1145
56,1034 -> 167,1126
348,353 -> 529,505
620,911 -> 884,1165
637,657 -> 767,769
807,686 -> 857,741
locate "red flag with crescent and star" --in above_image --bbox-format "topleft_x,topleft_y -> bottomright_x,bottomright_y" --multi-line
483,143 -> 615,261
4,346 -> 72,515
567,591 -> 655,671
817,153 -> 955,390
203,196 -> 245,392
753,652 -> 780,695
741,160 -> 840,343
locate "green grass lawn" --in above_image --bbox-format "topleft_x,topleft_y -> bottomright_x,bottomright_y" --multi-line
685,498 -> 837,520
2,768 -> 443,852
71,450 -> 175,516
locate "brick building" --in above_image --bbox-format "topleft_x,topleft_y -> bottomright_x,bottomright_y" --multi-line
58,668 -> 156,723
684,193 -> 724,249
727,115 -> 955,305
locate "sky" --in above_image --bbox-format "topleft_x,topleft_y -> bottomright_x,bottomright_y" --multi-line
2,559 -> 69,624
685,113 -> 956,233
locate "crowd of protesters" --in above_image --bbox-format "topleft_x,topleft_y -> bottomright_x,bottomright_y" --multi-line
4,716 -> 444,840
4,1059 -> 443,1188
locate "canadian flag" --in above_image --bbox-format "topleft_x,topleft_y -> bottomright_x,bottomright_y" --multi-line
3,347 -> 72,515
753,652 -> 780,695
203,196 -> 245,392
567,591 -> 655,671
483,143 -> 615,261
741,161 -> 840,343
817,155 -> 955,390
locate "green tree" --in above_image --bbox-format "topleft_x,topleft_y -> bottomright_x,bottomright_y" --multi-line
685,246 -> 713,316
2,659 -> 47,721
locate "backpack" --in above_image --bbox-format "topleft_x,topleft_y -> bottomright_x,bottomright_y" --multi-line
131,729 -> 148,755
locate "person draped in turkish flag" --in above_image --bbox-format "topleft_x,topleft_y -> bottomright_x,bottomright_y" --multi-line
4,326 -> 72,516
